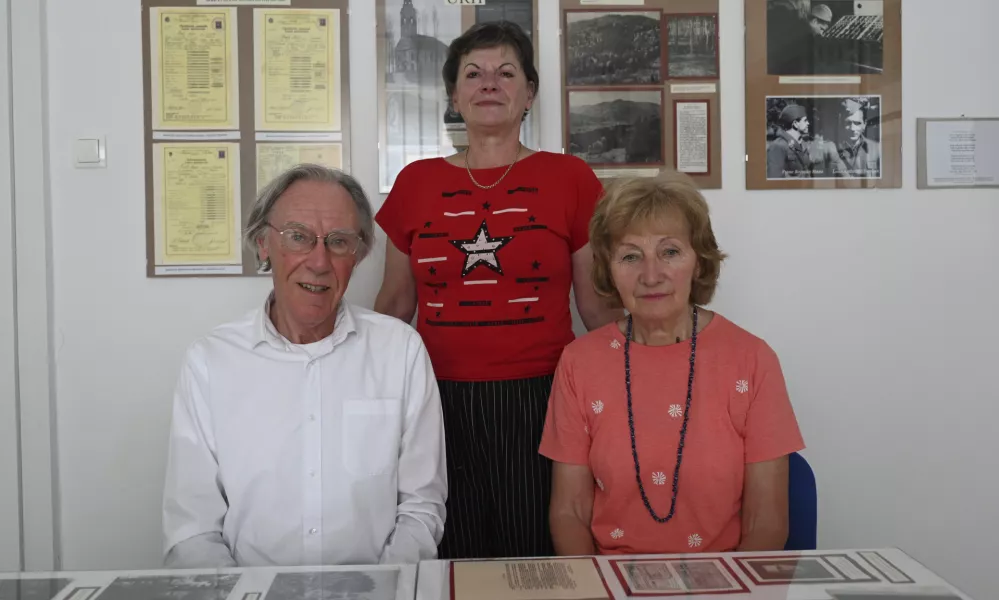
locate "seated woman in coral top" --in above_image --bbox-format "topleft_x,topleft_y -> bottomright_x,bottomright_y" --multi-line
539,171 -> 805,555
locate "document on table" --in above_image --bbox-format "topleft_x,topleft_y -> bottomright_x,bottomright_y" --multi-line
150,7 -> 239,130
254,9 -> 341,131
451,559 -> 609,600
152,143 -> 242,266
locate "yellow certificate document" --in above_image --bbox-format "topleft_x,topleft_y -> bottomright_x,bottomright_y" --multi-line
153,143 -> 242,265
256,143 -> 342,191
254,9 -> 340,131
150,7 -> 239,130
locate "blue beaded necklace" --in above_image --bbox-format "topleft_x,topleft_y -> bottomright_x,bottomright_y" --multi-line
624,307 -> 698,523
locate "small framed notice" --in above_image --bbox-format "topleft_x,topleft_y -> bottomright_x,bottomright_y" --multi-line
917,117 -> 999,189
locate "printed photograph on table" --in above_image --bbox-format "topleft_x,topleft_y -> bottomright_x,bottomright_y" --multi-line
376,0 -> 539,192
563,10 -> 663,85
765,95 -> 882,180
0,579 -> 73,600
736,555 -> 879,586
610,558 -> 750,597
666,14 -> 718,78
567,89 -> 664,168
857,550 -> 916,584
263,571 -> 398,600
767,0 -> 884,75
95,574 -> 241,600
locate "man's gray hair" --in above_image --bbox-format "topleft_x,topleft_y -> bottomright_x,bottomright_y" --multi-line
244,164 -> 375,271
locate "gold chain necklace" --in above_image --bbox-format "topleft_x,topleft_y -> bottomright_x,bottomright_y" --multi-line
464,144 -> 522,190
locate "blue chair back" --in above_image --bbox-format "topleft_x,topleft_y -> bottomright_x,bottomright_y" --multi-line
784,451 -> 817,550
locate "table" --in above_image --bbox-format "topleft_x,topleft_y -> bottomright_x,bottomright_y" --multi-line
418,549 -> 976,600
0,562 -> 416,600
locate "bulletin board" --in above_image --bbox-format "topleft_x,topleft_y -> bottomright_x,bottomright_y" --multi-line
141,0 -> 351,277
745,0 -> 902,190
558,0 -> 722,189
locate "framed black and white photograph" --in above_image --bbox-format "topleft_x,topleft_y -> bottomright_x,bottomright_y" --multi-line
666,14 -> 718,78
376,0 -> 538,192
567,89 -> 664,167
0,579 -> 72,600
96,574 -> 241,600
765,95 -> 882,180
264,571 -> 399,600
767,0 -> 884,75
564,11 -> 662,86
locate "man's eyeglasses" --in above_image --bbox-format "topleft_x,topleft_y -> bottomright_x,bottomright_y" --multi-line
268,223 -> 364,257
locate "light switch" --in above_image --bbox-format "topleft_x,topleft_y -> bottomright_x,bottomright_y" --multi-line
74,137 -> 106,168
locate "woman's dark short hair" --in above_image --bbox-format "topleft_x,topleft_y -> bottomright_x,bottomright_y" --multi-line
442,21 -> 539,101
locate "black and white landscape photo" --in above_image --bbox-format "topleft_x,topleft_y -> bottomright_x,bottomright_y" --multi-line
767,0 -> 884,75
96,574 -> 240,600
565,11 -> 662,85
568,90 -> 663,166
0,579 -> 72,600
765,95 -> 882,179
667,15 -> 718,78
264,571 -> 398,600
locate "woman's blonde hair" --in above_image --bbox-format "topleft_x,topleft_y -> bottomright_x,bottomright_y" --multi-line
589,171 -> 727,308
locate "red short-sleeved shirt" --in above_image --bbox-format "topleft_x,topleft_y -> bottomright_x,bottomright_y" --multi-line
375,152 -> 603,382
539,314 -> 805,554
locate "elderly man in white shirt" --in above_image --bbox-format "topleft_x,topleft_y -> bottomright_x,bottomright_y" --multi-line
162,164 -> 447,568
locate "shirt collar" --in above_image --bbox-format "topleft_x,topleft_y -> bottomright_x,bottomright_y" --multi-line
253,291 -> 357,354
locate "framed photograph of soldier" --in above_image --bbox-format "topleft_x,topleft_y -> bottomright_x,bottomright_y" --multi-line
560,0 -> 722,189
745,0 -> 901,190
375,0 -> 540,193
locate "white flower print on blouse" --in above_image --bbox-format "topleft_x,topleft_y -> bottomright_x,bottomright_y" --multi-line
611,528 -> 624,540
596,478 -> 605,491
652,471 -> 667,486
688,533 -> 703,548
592,400 -> 604,414
610,339 -> 622,350
736,379 -> 749,394
668,404 -> 683,418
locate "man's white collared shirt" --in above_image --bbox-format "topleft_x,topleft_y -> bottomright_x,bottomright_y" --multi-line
162,299 -> 447,567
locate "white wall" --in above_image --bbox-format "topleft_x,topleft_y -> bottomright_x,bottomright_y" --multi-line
0,0 -> 23,573
31,0 -> 999,597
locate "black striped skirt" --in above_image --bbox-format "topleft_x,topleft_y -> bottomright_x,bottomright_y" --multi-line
436,375 -> 555,559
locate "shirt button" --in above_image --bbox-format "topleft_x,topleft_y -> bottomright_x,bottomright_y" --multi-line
309,528 -> 318,535
308,414 -> 315,422
308,469 -> 316,477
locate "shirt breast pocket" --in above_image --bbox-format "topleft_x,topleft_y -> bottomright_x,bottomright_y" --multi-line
342,398 -> 402,478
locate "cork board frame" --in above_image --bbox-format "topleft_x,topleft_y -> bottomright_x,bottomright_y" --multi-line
141,0 -> 352,277
745,0 -> 902,190
375,0 -> 541,194
559,0 -> 722,189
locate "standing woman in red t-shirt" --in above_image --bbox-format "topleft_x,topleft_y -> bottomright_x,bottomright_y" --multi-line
374,21 -> 621,559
